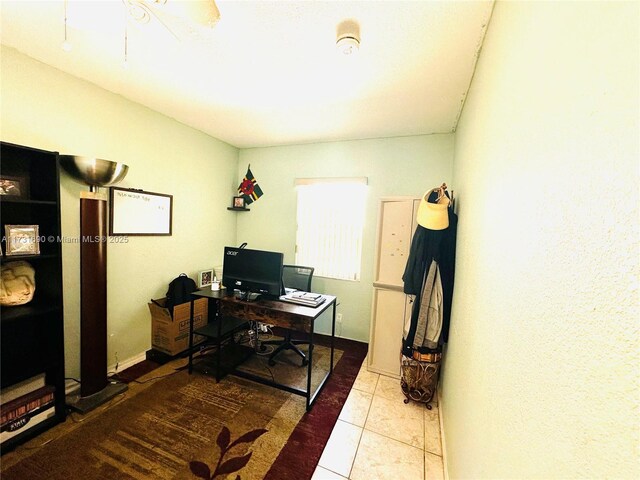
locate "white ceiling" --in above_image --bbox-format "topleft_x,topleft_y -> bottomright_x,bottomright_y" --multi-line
0,1 -> 494,148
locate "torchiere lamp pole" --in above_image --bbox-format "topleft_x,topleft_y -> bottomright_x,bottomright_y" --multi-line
60,156 -> 129,413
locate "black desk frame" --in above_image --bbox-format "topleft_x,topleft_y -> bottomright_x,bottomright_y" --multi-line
187,290 -> 337,411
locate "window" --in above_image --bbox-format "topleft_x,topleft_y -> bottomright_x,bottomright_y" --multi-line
295,178 -> 367,281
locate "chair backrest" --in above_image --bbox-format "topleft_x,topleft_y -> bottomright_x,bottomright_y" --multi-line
282,265 -> 314,292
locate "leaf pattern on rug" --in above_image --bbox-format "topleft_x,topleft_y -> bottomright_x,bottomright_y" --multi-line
190,426 -> 268,480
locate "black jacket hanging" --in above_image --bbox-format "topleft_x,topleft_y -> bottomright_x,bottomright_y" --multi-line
402,207 -> 457,356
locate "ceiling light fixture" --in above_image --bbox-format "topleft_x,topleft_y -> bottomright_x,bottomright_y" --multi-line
62,1 -> 220,65
123,0 -> 220,40
336,19 -> 360,56
336,35 -> 360,56
118,0 -> 220,65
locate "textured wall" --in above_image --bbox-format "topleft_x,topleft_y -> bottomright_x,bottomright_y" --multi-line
1,46 -> 239,377
237,135 -> 454,341
443,1 -> 639,478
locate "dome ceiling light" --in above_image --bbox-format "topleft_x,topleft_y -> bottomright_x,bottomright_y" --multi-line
336,19 -> 360,56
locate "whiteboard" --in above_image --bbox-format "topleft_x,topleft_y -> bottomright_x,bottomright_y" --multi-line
109,187 -> 173,236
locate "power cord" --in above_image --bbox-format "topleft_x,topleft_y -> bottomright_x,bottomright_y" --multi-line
108,367 -> 182,385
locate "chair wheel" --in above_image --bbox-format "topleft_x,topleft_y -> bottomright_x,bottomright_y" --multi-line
426,404 -> 432,410
301,359 -> 308,366
268,359 -> 276,367
403,398 -> 410,404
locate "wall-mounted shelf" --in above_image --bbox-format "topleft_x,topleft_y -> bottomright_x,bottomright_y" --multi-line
0,198 -> 57,206
226,207 -> 250,212
1,253 -> 58,264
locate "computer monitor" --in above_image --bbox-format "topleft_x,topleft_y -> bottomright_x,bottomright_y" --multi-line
222,246 -> 284,298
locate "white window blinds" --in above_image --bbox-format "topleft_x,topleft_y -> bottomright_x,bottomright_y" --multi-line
295,178 -> 367,281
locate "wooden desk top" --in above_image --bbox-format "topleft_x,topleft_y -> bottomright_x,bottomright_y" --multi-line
193,289 -> 336,327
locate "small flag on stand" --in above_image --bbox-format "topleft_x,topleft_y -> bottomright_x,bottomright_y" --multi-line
237,165 -> 263,204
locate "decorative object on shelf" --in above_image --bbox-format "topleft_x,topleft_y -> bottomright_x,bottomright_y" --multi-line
237,165 -> 264,205
0,175 -> 28,198
0,261 -> 36,306
198,269 -> 213,288
4,225 -> 40,256
109,187 -> 173,236
59,155 -> 130,414
233,196 -> 246,209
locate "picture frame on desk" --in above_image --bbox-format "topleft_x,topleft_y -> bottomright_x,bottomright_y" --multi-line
199,269 -> 214,288
233,196 -> 246,209
0,175 -> 29,199
4,225 -> 40,256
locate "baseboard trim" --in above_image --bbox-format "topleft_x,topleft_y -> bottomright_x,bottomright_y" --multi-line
64,351 -> 148,397
109,351 -> 147,376
438,387 -> 449,480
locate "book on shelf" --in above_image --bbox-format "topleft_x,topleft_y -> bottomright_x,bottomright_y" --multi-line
1,406 -> 56,443
1,385 -> 56,428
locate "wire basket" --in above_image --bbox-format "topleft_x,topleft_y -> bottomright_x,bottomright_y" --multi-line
400,353 -> 441,409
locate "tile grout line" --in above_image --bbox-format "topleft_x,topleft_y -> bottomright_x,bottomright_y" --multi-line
345,425 -> 364,479
424,407 -> 443,457
365,380 -> 428,452
437,387 -> 448,480
344,370 -> 379,479
320,367 -> 377,480
347,377 -> 378,479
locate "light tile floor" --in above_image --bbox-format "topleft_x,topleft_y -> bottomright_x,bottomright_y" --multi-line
312,359 -> 445,480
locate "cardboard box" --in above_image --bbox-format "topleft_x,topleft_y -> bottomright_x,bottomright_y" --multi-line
149,297 -> 208,356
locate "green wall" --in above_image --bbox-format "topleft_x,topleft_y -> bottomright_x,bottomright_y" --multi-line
444,1 -> 639,477
237,135 -> 454,342
1,46 -> 239,377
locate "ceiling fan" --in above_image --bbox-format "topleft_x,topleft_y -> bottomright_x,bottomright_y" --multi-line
122,0 -> 221,40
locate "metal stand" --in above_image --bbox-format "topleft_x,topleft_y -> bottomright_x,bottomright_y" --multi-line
400,352 -> 441,410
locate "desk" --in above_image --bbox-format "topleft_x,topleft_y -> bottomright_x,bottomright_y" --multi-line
187,290 -> 337,411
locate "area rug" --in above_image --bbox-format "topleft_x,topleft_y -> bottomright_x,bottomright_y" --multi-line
1,337 -> 367,480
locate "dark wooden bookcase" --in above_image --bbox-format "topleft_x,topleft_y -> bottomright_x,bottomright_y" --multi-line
1,141 -> 66,452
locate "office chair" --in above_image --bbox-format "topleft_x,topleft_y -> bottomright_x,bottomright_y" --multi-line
261,265 -> 314,366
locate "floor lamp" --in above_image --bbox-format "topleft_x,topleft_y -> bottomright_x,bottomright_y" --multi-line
60,156 -> 129,413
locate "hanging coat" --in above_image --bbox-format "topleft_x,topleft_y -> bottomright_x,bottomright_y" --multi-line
411,260 -> 443,350
402,207 -> 457,356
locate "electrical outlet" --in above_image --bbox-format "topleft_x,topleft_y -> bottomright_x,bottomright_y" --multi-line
336,313 -> 343,324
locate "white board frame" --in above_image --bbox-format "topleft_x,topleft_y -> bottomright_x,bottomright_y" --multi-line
109,187 -> 173,236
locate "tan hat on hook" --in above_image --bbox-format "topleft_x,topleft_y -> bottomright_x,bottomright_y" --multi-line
416,186 -> 450,230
